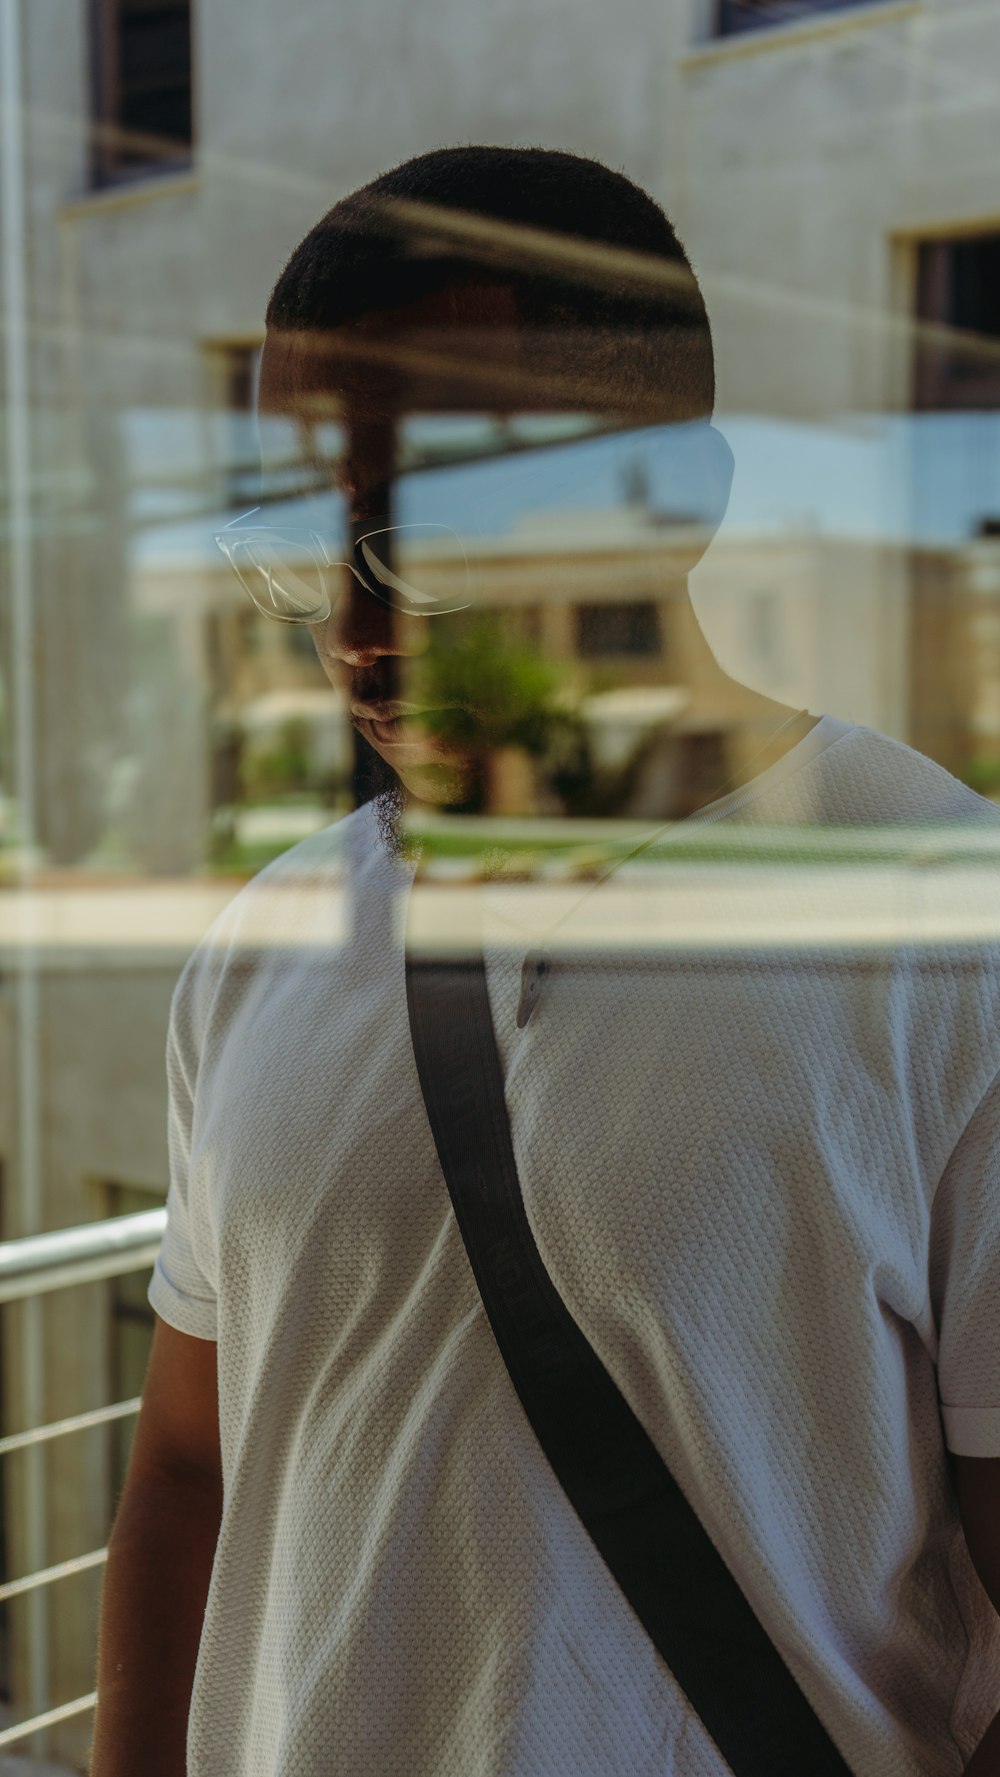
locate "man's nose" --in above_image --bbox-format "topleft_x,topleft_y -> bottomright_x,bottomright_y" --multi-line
326,573 -> 426,668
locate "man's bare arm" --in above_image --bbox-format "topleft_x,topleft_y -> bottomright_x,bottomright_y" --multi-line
89,1317 -> 223,1777
953,1455 -> 1000,1775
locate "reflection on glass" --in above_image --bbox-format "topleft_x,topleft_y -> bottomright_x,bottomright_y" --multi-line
7,31 -> 1000,1777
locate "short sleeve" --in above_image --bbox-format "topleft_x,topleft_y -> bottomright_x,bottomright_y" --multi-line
930,1065 -> 1000,1456
147,974 -> 218,1342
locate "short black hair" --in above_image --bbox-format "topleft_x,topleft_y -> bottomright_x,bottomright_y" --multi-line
264,144 -> 714,424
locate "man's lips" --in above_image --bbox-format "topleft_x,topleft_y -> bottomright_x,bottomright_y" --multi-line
350,701 -> 428,746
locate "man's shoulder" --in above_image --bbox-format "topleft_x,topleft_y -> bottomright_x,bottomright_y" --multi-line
212,798 -> 377,918
246,798 -> 381,888
170,801 -> 386,1020
817,721 -> 1000,832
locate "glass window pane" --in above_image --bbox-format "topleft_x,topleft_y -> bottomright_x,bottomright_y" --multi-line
9,4 -> 1000,1770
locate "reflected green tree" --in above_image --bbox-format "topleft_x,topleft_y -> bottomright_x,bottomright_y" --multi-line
417,615 -> 562,812
240,717 -> 312,801
417,614 -> 669,819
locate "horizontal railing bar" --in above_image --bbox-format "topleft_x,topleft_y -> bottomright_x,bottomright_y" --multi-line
0,1688 -> 97,1748
0,1545 -> 107,1604
0,1396 -> 142,1458
0,1208 -> 166,1302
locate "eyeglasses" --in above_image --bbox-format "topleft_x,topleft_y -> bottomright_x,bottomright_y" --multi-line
212,513 -> 471,623
213,421 -> 734,624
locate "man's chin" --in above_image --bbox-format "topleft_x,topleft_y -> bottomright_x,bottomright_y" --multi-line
393,755 -> 476,808
358,731 -> 477,815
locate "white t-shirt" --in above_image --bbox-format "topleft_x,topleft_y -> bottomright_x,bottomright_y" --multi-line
149,715 -> 1000,1776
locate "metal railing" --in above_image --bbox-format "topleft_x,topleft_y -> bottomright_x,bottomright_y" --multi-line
0,1208 -> 166,1753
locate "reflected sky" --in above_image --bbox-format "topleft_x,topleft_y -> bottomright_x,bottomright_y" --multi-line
121,406 -> 1000,567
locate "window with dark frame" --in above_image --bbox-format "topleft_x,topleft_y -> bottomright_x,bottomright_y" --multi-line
90,0 -> 193,188
576,602 -> 663,658
716,0 -> 876,37
914,233 -> 1000,412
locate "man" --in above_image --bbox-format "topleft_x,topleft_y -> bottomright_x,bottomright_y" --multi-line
91,147 -> 1000,1776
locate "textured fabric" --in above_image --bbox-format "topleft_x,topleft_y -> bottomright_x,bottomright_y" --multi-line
149,715 -> 1000,1776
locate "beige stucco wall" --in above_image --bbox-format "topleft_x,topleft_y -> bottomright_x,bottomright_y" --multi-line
671,1 -> 1000,419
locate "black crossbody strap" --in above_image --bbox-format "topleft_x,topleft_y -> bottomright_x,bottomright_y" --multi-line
404,951 -> 851,1777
